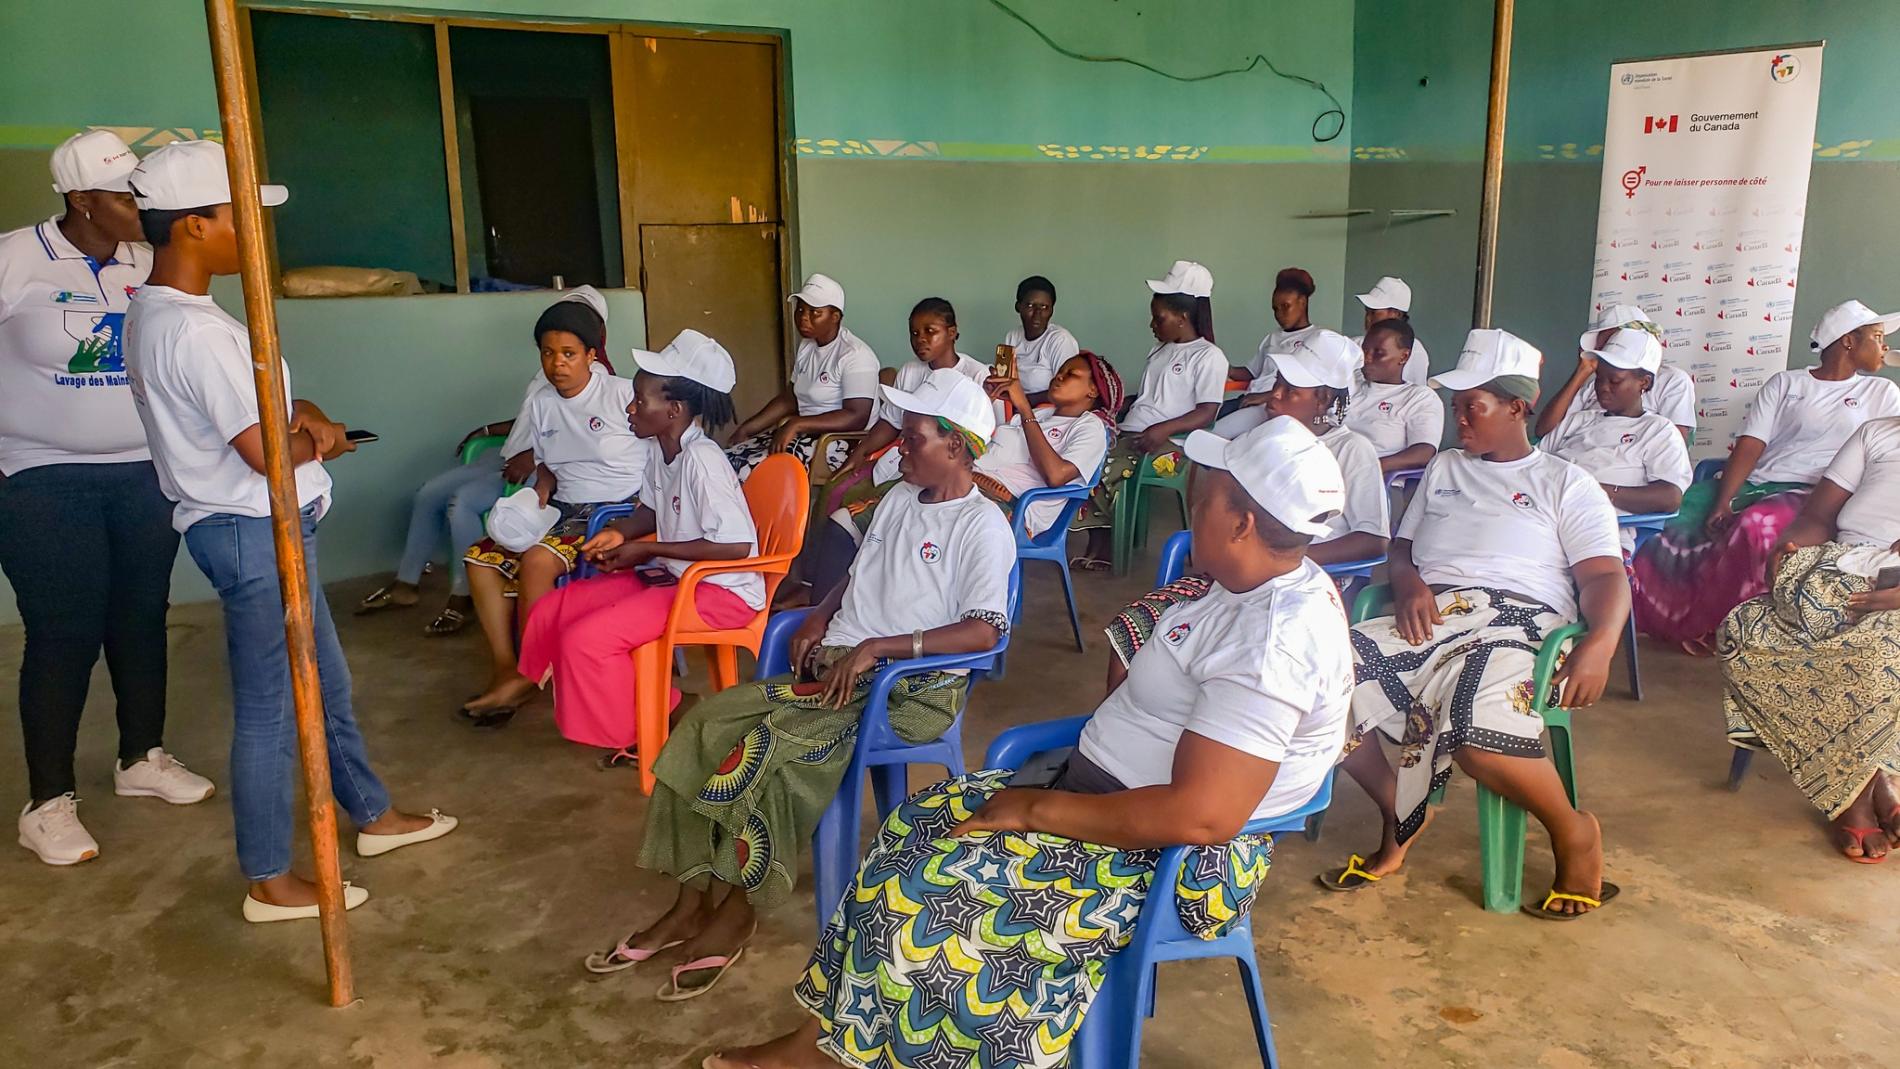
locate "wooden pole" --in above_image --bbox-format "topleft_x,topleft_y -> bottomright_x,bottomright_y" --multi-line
1472,0 -> 1516,329
204,0 -> 355,1007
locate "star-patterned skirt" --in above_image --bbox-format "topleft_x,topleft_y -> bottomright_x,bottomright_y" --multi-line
793,769 -> 1271,1069
1348,587 -> 1565,844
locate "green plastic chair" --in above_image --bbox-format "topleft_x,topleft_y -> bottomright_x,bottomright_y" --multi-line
1350,583 -> 1582,914
460,433 -> 508,466
1111,451 -> 1191,576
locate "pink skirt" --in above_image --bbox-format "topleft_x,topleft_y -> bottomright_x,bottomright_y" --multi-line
1631,490 -> 1808,646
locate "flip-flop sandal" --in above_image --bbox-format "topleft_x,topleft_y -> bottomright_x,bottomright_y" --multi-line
1316,853 -> 1387,892
455,706 -> 517,729
424,607 -> 469,636
1836,826 -> 1890,865
354,586 -> 413,616
1069,556 -> 1111,573
1522,881 -> 1622,920
655,946 -> 748,1002
583,937 -> 683,975
597,747 -> 639,771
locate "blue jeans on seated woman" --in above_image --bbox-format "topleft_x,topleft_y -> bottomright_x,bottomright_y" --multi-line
183,505 -> 391,881
396,455 -> 504,597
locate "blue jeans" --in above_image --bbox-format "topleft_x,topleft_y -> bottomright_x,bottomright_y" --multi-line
396,456 -> 504,596
184,506 -> 391,881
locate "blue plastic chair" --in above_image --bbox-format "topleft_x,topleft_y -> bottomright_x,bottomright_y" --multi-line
760,565 -> 1022,932
1616,510 -> 1676,700
1154,530 -> 1385,591
984,716 -> 1332,1068
1385,466 -> 1426,536
1010,458 -> 1105,652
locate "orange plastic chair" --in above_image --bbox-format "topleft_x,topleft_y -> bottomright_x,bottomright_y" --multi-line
627,453 -> 810,793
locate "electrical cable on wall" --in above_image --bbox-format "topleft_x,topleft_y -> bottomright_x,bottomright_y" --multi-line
986,0 -> 1347,142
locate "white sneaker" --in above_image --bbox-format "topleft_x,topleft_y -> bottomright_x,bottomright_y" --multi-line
356,809 -> 459,857
18,794 -> 100,866
242,881 -> 370,924
114,748 -> 215,805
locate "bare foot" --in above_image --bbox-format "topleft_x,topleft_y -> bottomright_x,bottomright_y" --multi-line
249,872 -> 325,907
360,808 -> 437,837
1872,773 -> 1900,846
1357,803 -> 1436,877
463,675 -> 538,712
1545,810 -> 1607,914
1829,782 -> 1888,861
704,1020 -> 835,1069
618,887 -> 716,957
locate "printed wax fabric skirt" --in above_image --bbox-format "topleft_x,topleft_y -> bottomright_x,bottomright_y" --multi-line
1348,587 -> 1566,843
1718,542 -> 1900,818
792,769 -> 1272,1069
1631,476 -> 1808,645
463,498 -> 628,593
1073,439 -> 1181,533
726,428 -> 855,483
633,646 -> 967,908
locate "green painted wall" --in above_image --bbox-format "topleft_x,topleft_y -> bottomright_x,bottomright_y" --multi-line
0,0 -> 1354,623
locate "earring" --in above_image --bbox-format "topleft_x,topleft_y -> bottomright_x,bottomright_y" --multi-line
84,210 -> 92,221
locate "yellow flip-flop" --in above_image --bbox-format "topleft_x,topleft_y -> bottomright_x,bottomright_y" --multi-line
1522,881 -> 1621,921
1316,853 -> 1386,892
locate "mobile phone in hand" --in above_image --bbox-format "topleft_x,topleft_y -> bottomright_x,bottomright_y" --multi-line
1876,566 -> 1900,591
345,429 -> 379,444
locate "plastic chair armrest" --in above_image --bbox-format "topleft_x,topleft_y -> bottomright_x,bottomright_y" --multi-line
1533,621 -> 1588,709
1351,582 -> 1394,625
1008,482 -> 1093,542
1615,511 -> 1677,528
982,715 -> 1090,769
1386,466 -> 1425,490
757,608 -> 812,679
460,433 -> 508,466
663,552 -> 796,633
584,503 -> 638,538
1323,555 -> 1387,579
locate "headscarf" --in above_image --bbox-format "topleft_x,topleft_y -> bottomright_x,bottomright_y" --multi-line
936,417 -> 989,459
1081,350 -> 1125,436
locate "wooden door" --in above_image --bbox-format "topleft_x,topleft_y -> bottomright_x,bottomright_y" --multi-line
641,223 -> 783,421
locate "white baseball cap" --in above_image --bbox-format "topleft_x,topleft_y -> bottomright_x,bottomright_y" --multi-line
1146,260 -> 1214,299
1578,303 -> 1654,349
51,130 -> 137,194
1356,276 -> 1413,312
557,284 -> 609,324
787,272 -> 845,312
1809,299 -> 1900,353
631,328 -> 737,392
1183,415 -> 1345,538
1431,328 -> 1544,392
1586,327 -> 1662,374
1270,329 -> 1359,390
484,487 -> 561,554
878,367 -> 998,445
129,139 -> 287,210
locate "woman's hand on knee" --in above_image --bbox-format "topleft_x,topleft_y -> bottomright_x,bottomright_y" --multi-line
1393,578 -> 1441,645
1552,637 -> 1615,708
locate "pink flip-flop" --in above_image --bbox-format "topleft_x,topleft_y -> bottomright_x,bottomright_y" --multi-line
583,937 -> 682,974
656,946 -> 749,1001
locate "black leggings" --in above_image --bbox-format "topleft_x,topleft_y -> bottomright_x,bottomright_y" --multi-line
0,462 -> 179,802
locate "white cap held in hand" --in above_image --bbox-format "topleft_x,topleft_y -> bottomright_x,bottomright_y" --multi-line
129,140 -> 287,211
1430,329 -> 1544,392
1146,260 -> 1214,299
1809,299 -> 1900,353
879,367 -> 998,445
1586,328 -> 1662,375
1183,415 -> 1344,538
631,329 -> 737,392
1270,329 -> 1359,390
1579,303 -> 1655,349
1356,276 -> 1413,312
51,130 -> 137,194
485,488 -> 561,554
787,273 -> 846,312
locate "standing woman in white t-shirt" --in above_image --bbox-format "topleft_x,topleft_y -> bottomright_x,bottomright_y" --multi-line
1347,319 -> 1444,475
1323,330 -> 1630,919
515,330 -> 760,754
1,132 -> 217,866
724,273 -> 877,481
1231,266 -> 1318,390
460,300 -> 650,722
1000,274 -> 1080,404
1633,300 -> 1900,652
1071,260 -> 1226,570
587,373 -> 1012,993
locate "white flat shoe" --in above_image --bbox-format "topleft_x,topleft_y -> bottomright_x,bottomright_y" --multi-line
356,809 -> 459,857
243,881 -> 369,923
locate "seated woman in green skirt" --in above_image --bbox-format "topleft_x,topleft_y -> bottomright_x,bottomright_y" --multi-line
582,370 -> 1014,997
699,415 -> 1354,1069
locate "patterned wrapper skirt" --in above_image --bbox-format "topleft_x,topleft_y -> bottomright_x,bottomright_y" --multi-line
634,647 -> 967,907
726,428 -> 855,483
1631,476 -> 1808,645
792,769 -> 1272,1069
1349,587 -> 1565,843
1073,439 -> 1180,533
1719,542 -> 1900,818
463,499 -> 626,592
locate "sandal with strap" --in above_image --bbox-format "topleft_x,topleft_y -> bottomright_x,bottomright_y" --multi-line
583,936 -> 683,975
1522,881 -> 1622,920
597,747 -> 638,771
1069,555 -> 1111,573
454,706 -> 516,729
656,947 -> 748,1002
1316,853 -> 1387,892
424,607 -> 469,636
1836,826 -> 1889,865
355,586 -> 415,616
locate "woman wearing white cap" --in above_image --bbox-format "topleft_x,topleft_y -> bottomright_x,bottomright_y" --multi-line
1539,328 -> 1693,552
591,372 -> 1013,996
1353,275 -> 1430,388
1071,260 -> 1225,570
1632,300 -> 1900,653
725,273 -> 878,481
1346,318 -> 1444,474
1535,305 -> 1696,441
1323,329 -> 1630,919
357,286 -> 612,636
513,330 -> 758,753
2,130 -> 217,866
1721,415 -> 1900,862
698,416 -> 1352,1069
459,296 -> 652,722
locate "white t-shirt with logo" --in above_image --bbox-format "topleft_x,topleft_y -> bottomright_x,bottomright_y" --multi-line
1121,338 -> 1228,433
1740,369 -> 1900,486
643,424 -> 764,609
0,217 -> 154,474
1564,361 -> 1697,432
1823,417 -> 1900,550
1079,559 -> 1352,822
1319,424 -> 1389,544
125,285 -> 333,532
792,326 -> 881,426
1541,408 -> 1693,551
517,368 -> 650,505
975,407 -> 1110,536
823,481 -> 1015,650
1346,379 -> 1445,458
1242,324 -> 1321,394
1002,324 -> 1080,394
501,359 -> 611,458
1397,448 -> 1623,619
1352,333 -> 1431,388
870,353 -> 995,484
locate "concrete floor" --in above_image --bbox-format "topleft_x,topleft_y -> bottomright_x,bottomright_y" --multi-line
2,543 -> 1897,1069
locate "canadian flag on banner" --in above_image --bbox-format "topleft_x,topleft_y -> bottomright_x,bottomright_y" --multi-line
1645,114 -> 1679,133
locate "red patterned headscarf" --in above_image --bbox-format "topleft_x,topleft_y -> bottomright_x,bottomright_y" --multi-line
1081,351 -> 1125,435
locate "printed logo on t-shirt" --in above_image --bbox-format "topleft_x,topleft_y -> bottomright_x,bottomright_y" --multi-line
1510,492 -> 1535,510
1377,401 -> 1394,414
819,371 -> 833,384
671,495 -> 682,514
56,311 -> 128,385
1164,621 -> 1192,645
588,416 -> 607,432
1620,433 -> 1636,445
1170,362 -> 1185,375
1046,425 -> 1064,441
1433,488 -> 1462,498
125,285 -> 140,300
1845,396 -> 1859,408
919,540 -> 942,564
53,291 -> 99,305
